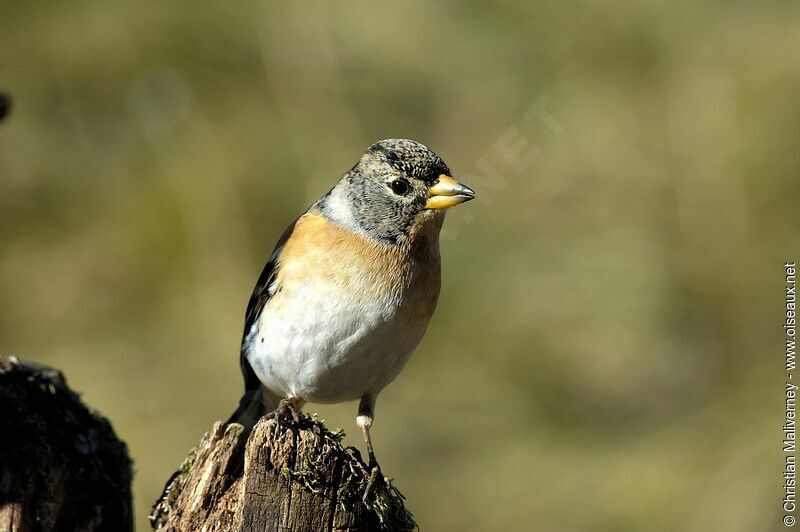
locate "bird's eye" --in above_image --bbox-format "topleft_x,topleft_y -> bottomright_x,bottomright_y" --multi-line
390,179 -> 410,195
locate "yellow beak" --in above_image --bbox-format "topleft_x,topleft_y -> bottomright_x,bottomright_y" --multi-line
425,175 -> 476,210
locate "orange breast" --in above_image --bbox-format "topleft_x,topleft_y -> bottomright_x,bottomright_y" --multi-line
274,211 -> 441,317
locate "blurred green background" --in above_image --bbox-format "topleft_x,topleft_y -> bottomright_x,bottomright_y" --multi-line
1,1 -> 797,530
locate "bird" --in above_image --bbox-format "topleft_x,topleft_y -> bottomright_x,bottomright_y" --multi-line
227,138 -> 474,466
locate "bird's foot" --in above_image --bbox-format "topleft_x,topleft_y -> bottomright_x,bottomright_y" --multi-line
362,457 -> 383,505
269,397 -> 301,426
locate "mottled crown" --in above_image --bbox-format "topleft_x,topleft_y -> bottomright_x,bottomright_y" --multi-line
367,139 -> 451,184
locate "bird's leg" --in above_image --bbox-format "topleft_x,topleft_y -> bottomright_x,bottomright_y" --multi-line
357,394 -> 377,464
357,394 -> 382,503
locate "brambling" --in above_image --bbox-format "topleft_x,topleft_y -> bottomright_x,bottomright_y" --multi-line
228,139 -> 474,465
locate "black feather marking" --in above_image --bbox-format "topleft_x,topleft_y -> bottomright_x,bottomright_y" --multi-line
238,218 -> 298,394
367,139 -> 451,184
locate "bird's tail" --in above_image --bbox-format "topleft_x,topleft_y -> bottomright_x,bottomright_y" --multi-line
226,386 -> 276,430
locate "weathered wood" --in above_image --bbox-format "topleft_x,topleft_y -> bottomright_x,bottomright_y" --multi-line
0,356 -> 133,532
151,411 -> 416,531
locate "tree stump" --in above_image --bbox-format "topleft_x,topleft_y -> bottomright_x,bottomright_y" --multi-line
0,356 -> 133,532
150,411 -> 416,531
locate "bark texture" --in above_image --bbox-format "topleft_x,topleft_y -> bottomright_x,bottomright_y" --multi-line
151,411 -> 416,531
0,356 -> 133,532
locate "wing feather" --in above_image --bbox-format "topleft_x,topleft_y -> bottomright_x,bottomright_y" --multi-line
238,217 -> 299,394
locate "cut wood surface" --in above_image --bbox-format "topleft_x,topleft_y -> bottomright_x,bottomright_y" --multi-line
150,411 -> 416,531
0,356 -> 133,532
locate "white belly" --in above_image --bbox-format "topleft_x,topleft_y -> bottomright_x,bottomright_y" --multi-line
245,279 -> 431,403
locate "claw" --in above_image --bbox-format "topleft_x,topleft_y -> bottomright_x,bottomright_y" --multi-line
269,397 -> 302,429
362,463 -> 382,504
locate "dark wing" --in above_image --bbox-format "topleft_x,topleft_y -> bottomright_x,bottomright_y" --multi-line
228,218 -> 298,426
242,218 -> 299,341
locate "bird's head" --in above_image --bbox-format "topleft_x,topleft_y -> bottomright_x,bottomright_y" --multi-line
321,139 -> 475,244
